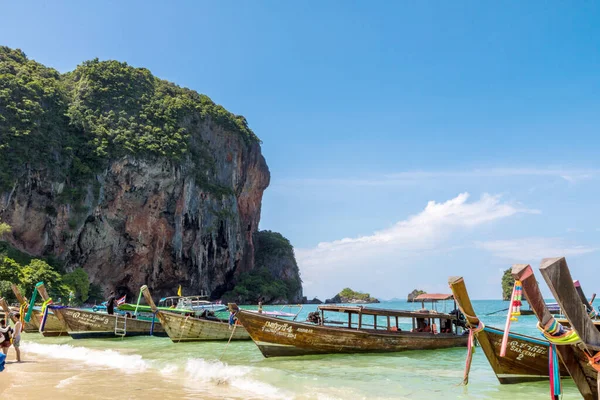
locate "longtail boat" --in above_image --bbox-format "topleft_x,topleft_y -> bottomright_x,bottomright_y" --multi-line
448,276 -> 568,384
36,283 -> 166,339
534,258 -> 600,399
140,285 -> 250,342
234,300 -> 468,358
9,285 -> 39,333
12,283 -> 69,337
512,263 -> 597,399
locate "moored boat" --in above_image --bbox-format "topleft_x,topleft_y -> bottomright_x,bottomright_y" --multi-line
234,301 -> 468,358
36,283 -> 166,339
8,285 -> 39,333
16,283 -> 69,337
140,285 -> 250,342
532,258 -> 600,399
448,276 -> 568,384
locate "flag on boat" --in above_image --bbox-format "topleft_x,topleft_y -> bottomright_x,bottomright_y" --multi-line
177,285 -> 182,297
116,295 -> 126,305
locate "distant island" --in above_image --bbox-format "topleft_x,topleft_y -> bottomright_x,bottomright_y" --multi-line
325,288 -> 379,304
407,289 -> 426,302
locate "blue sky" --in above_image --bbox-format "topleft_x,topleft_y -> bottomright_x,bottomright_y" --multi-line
2,1 -> 600,299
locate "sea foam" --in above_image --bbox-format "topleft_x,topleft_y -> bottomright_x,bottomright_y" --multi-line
184,358 -> 284,399
24,342 -> 149,374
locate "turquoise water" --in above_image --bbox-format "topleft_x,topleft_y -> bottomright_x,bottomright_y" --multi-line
10,300 -> 595,399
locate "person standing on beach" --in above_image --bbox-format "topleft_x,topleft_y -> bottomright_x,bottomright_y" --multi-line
0,319 -> 12,356
12,313 -> 22,362
106,291 -> 116,315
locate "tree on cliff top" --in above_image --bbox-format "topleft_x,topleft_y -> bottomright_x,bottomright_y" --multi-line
339,288 -> 376,302
502,268 -> 514,301
221,230 -> 303,304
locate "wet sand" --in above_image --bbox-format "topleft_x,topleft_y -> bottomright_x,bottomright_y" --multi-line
0,349 -> 224,400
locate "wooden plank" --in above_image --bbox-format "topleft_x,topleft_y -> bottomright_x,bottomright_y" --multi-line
540,257 -> 600,350
513,263 -> 595,400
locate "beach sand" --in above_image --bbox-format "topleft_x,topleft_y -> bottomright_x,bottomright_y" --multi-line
0,349 -> 225,400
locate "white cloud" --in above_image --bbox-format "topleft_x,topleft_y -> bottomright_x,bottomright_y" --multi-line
566,228 -> 584,233
297,193 -> 536,297
476,238 -> 596,261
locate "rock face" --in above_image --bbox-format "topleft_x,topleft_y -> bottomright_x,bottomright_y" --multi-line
2,129 -> 269,299
0,48 -> 295,300
407,289 -> 426,302
302,297 -> 323,304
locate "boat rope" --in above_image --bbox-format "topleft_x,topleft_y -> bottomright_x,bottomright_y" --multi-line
39,298 -> 53,333
548,344 -> 561,400
500,280 -> 522,357
461,320 -> 484,385
584,351 -> 600,372
219,320 -> 238,361
177,315 -> 190,343
150,311 -> 158,336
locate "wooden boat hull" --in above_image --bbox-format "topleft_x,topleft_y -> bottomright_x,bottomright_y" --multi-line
236,310 -> 468,358
157,311 -> 250,342
57,308 -> 167,339
448,276 -> 567,384
33,309 -> 69,337
479,325 -> 567,383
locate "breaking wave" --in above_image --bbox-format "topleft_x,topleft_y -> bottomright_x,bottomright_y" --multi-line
184,358 -> 284,399
24,342 -> 149,373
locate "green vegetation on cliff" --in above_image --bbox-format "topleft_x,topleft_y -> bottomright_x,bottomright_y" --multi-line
0,46 -> 259,197
501,268 -> 514,301
222,230 -> 302,304
338,288 -> 378,302
407,289 -> 426,301
0,221 -> 91,304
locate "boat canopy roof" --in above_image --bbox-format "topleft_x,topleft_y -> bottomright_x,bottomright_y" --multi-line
317,305 -> 459,320
413,293 -> 454,302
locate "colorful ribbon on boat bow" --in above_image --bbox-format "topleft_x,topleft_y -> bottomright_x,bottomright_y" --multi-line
500,280 -> 522,357
537,318 -> 580,400
39,298 -> 53,333
510,281 -> 522,321
548,344 -> 561,400
461,320 -> 484,385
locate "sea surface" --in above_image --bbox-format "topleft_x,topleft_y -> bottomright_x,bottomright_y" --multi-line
1,299 -> 594,399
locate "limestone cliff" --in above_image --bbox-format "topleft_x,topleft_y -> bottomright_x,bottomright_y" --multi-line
0,47 -> 294,300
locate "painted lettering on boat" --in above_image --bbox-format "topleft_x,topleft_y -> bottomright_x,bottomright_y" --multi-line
261,321 -> 297,339
66,310 -> 110,327
492,339 -> 547,360
297,328 -> 314,334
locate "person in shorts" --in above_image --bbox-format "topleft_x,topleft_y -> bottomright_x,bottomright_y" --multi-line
0,319 -> 12,355
12,313 -> 21,362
